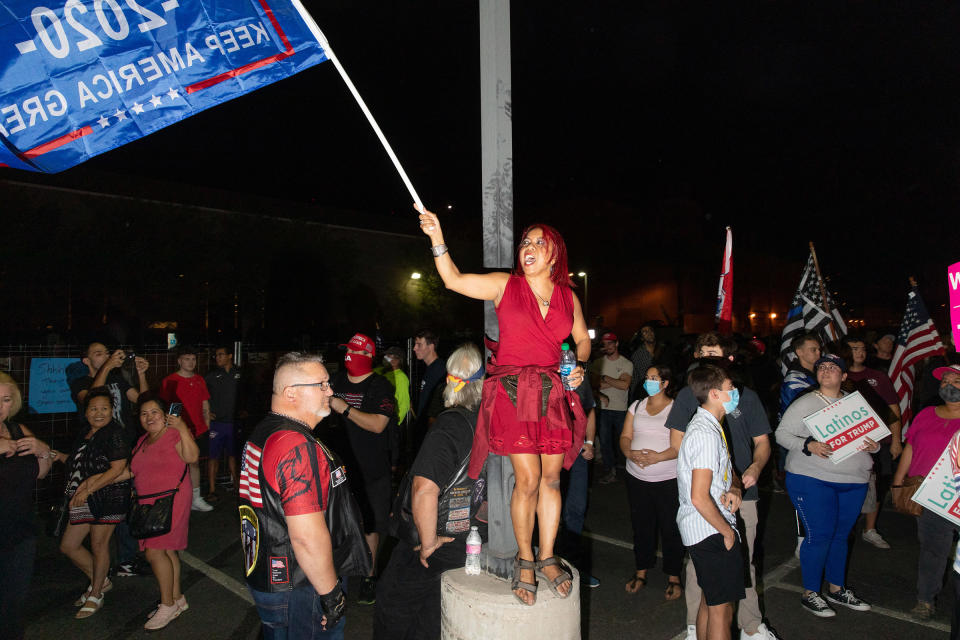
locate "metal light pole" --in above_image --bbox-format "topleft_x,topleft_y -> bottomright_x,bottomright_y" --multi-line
578,271 -> 588,321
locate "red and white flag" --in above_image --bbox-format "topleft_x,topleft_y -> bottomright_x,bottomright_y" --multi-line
715,227 -> 733,334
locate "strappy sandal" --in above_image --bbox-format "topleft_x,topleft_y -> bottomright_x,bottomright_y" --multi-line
76,593 -> 104,619
665,580 -> 684,601
74,577 -> 112,606
511,554 -> 538,606
625,573 -> 647,593
535,556 -> 573,599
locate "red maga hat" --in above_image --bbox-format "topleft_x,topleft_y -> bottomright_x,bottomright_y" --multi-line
340,333 -> 375,355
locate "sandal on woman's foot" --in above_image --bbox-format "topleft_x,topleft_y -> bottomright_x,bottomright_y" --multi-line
74,578 -> 112,607
511,554 -> 538,606
665,580 -> 683,600
625,574 -> 647,593
76,594 -> 104,619
535,556 -> 573,599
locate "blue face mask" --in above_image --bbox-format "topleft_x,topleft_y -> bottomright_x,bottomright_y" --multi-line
722,388 -> 740,414
643,380 -> 661,396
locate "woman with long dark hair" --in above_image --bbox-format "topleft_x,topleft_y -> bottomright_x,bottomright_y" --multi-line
418,206 -> 590,606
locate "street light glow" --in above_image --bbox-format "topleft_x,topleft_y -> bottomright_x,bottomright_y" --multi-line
749,312 -> 757,319
769,312 -> 777,319
578,271 -> 586,277
410,272 -> 422,280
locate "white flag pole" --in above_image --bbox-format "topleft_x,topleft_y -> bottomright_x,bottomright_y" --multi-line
290,0 -> 424,211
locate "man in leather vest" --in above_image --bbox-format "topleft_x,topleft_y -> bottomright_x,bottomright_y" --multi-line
239,352 -> 371,639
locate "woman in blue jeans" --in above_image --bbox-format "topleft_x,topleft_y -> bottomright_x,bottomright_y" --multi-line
776,355 -> 880,618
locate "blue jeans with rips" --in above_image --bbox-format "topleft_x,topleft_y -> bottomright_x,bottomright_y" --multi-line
250,582 -> 346,640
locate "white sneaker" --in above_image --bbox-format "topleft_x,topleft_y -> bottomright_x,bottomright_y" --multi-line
741,623 -> 781,639
685,624 -> 697,640
862,529 -> 890,549
794,536 -> 804,559
191,495 -> 213,512
144,603 -> 180,630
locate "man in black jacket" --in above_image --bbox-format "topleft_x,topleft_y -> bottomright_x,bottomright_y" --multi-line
240,352 -> 370,639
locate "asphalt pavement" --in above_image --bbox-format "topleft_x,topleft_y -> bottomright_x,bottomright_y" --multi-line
22,466 -> 955,639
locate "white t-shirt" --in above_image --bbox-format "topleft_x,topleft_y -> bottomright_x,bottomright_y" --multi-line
625,398 -> 677,482
593,355 -> 633,412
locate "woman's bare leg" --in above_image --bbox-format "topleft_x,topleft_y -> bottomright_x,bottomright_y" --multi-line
536,453 -> 571,596
60,523 -> 94,583
509,453 -> 541,605
88,524 -> 116,598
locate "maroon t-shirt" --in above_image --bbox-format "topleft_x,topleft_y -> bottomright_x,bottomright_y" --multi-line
846,368 -> 898,406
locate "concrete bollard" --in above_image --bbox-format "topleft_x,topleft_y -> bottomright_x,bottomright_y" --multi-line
440,566 -> 581,640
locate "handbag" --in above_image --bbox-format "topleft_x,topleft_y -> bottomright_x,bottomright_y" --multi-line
128,465 -> 188,539
891,475 -> 924,517
46,494 -> 70,538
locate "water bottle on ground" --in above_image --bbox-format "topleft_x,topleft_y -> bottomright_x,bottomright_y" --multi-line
465,526 -> 482,575
559,343 -> 576,390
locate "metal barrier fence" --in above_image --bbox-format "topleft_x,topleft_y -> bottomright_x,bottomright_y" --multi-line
1,341 -> 420,509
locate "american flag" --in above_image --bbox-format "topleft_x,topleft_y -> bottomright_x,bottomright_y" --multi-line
239,442 -> 263,508
889,287 -> 945,428
778,251 -> 847,374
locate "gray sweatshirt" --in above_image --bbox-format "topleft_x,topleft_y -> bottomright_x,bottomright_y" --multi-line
776,391 -> 873,484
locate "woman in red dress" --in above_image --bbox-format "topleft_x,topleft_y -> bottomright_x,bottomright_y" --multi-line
418,206 -> 591,606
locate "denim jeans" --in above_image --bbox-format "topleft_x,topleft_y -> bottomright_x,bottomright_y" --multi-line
250,582 -> 346,640
562,453 -> 589,535
113,521 -> 138,565
598,409 -> 626,472
917,507 -> 960,604
787,472 -> 867,592
0,536 -> 36,640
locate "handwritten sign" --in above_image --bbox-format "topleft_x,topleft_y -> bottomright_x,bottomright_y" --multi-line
27,357 -> 77,413
912,444 -> 960,527
802,391 -> 891,464
950,262 -> 960,352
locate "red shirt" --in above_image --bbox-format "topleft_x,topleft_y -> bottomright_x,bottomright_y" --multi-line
260,431 -> 330,516
160,373 -> 211,436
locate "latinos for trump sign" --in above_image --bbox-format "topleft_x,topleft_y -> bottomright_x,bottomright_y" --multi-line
912,443 -> 960,527
0,0 -> 328,172
802,391 -> 891,465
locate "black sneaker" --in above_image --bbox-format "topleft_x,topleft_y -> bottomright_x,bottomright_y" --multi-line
116,562 -> 137,577
824,587 -> 871,611
800,591 -> 836,618
357,577 -> 376,605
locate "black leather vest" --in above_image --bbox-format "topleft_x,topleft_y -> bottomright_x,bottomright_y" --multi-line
240,413 -> 371,592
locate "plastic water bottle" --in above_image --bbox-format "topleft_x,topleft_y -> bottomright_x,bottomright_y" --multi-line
465,526 -> 482,575
559,342 -> 577,390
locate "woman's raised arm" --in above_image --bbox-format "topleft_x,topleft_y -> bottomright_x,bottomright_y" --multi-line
417,205 -> 509,302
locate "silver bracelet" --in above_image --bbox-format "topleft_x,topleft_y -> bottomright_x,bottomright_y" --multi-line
431,244 -> 448,257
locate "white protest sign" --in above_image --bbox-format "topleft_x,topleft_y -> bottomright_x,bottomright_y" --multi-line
912,443 -> 960,527
802,391 -> 891,464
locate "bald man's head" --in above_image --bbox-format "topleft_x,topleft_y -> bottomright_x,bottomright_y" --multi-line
271,353 -> 332,424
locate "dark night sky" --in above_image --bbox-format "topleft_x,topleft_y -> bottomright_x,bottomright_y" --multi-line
21,1 -> 960,323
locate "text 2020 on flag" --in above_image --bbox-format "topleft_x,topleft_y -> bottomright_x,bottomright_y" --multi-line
0,0 -> 329,172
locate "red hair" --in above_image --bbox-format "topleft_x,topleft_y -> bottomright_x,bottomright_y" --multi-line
514,223 -> 575,288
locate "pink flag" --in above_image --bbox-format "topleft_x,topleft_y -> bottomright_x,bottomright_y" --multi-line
715,227 -> 733,334
950,262 -> 960,351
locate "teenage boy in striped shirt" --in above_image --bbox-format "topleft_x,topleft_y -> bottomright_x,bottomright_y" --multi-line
677,364 -> 745,640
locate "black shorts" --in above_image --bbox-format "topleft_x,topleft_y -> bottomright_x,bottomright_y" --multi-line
687,533 -> 746,606
355,472 -> 391,535
195,431 -> 210,459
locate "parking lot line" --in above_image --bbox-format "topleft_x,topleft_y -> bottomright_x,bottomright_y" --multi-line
180,551 -> 254,605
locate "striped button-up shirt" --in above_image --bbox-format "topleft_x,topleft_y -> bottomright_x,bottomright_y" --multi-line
676,407 -> 736,546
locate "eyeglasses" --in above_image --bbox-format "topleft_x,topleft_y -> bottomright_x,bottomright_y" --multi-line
288,381 -> 333,391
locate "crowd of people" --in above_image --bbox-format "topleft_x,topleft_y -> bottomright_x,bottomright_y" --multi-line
1,208 -> 959,640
